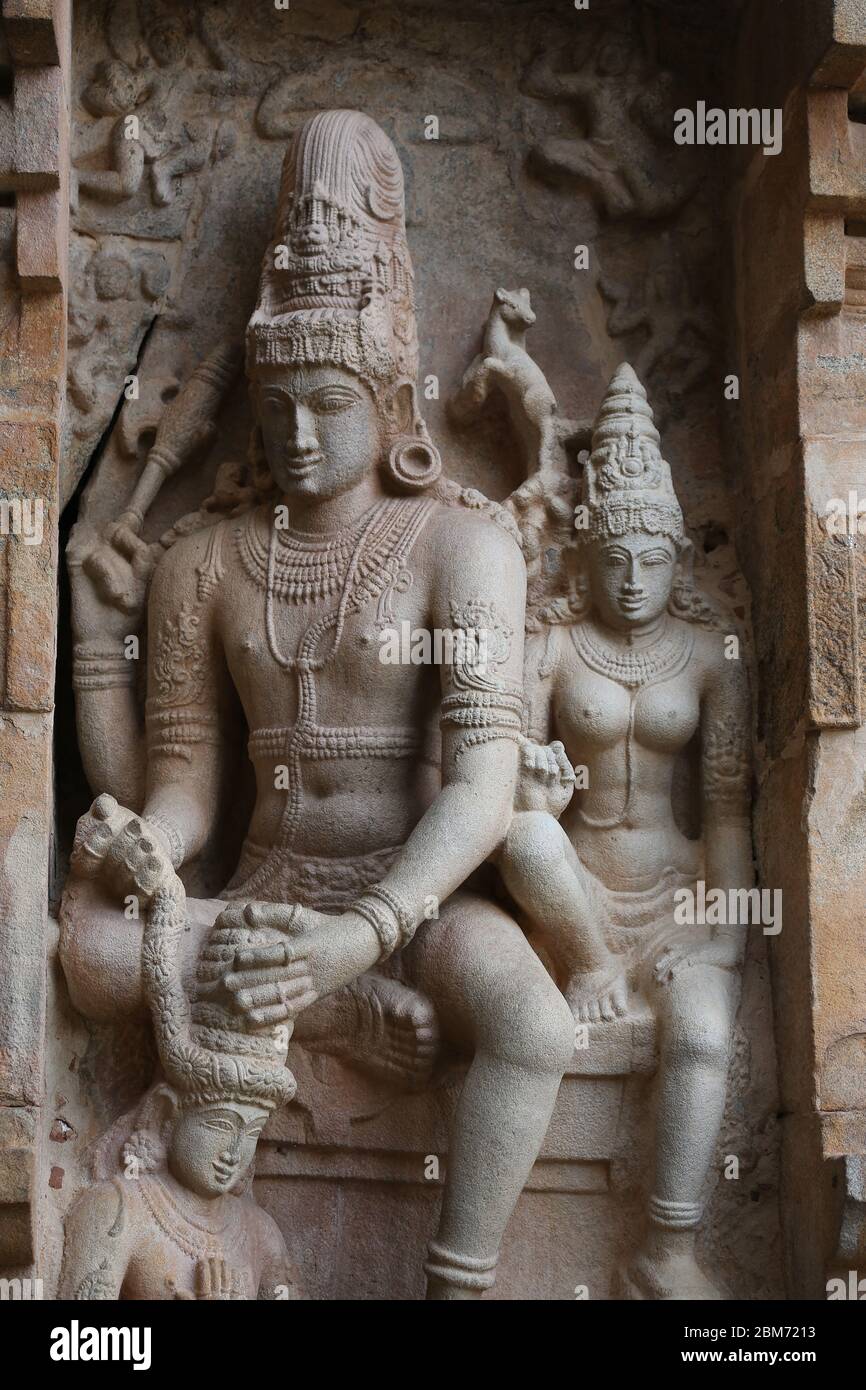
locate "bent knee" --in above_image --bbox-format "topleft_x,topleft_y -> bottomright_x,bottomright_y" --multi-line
59,894 -> 146,1023
663,1013 -> 733,1072
502,811 -> 569,886
481,972 -> 575,1076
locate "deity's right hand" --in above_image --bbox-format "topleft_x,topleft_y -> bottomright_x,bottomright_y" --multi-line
70,794 -> 176,903
201,900 -> 381,1026
513,738 -> 576,818
68,521 -> 155,644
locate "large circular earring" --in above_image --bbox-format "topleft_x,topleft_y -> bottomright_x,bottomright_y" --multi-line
386,435 -> 442,491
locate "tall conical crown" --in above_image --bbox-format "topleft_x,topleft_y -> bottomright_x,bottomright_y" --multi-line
577,363 -> 684,543
246,110 -> 417,390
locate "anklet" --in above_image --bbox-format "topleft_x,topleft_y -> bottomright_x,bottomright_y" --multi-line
648,1195 -> 703,1230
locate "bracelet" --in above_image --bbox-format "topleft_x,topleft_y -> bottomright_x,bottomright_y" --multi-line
352,896 -> 400,961
72,642 -> 137,691
351,884 -> 415,962
144,813 -> 185,869
363,885 -> 415,949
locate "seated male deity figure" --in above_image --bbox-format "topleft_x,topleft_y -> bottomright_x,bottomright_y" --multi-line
61,109 -> 575,1301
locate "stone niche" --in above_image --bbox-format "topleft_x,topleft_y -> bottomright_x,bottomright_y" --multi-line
7,0 -> 797,1301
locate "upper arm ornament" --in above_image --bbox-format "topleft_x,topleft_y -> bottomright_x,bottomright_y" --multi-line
147,597 -> 220,761
702,709 -> 751,819
440,598 -> 523,757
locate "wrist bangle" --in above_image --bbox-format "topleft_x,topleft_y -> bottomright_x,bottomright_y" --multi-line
144,813 -> 185,869
72,642 -> 137,691
365,885 -> 415,948
351,886 -> 415,963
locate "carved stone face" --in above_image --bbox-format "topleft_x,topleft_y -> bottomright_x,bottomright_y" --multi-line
596,41 -> 630,77
167,1102 -> 269,1199
148,21 -> 188,68
83,61 -> 147,117
254,365 -> 384,502
585,534 -> 678,630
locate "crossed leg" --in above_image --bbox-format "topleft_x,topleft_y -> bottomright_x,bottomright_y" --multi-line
498,810 -> 629,1022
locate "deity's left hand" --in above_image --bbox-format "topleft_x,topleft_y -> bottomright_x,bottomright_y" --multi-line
70,794 -> 175,902
206,901 -> 382,1026
653,933 -> 742,986
194,1257 -> 248,1301
513,738 -> 576,818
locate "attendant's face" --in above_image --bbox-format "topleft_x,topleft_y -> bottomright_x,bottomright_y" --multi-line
254,365 -> 383,501
167,1102 -> 268,1198
586,534 -> 678,630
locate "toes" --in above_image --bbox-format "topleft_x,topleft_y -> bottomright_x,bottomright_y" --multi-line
612,977 -> 629,1012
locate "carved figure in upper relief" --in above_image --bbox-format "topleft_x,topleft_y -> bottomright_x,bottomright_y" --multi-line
598,265 -> 715,420
496,363 -> 752,1300
73,2 -> 264,212
450,288 -> 559,475
522,33 -> 699,221
60,798 -> 300,1300
75,58 -> 228,210
62,110 -> 575,1301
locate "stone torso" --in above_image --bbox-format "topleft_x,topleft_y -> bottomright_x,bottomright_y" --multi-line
546,616 -> 709,888
74,1178 -> 278,1301
192,498 -> 451,868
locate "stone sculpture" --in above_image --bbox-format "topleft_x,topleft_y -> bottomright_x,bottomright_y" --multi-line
522,36 -> 699,221
598,267 -> 715,422
449,287 -> 559,475
59,796 -> 299,1300
61,108 -> 575,1301
497,362 -> 752,1299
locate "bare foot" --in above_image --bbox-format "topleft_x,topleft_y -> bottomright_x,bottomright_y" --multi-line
565,962 -> 628,1024
294,973 -> 439,1089
615,1241 -> 726,1301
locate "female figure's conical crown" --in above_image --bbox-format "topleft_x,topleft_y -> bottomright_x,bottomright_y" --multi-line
578,363 -> 684,543
247,109 -> 417,390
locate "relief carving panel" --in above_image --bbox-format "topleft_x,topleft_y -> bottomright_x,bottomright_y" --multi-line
36,0 -> 783,1302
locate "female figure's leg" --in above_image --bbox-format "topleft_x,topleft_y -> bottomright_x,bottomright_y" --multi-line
497,810 -> 628,1021
619,959 -> 740,1299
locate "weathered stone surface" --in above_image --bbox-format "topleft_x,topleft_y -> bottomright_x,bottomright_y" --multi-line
733,0 -> 866,1298
53,49 -> 780,1299
15,0 -> 866,1307
0,0 -> 68,1285
3,0 -> 61,67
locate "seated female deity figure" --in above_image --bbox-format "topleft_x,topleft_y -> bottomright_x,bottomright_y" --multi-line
61,109 -> 575,1301
60,851 -> 301,1300
497,363 -> 753,1300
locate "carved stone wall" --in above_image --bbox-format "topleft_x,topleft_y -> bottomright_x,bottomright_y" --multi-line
2,0 -> 837,1302
35,0 -> 782,1301
731,0 -> 866,1299
0,0 -> 69,1275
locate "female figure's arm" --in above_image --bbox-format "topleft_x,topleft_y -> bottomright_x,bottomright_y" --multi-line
701,638 -> 754,962
654,634 -> 754,987
58,1181 -> 133,1300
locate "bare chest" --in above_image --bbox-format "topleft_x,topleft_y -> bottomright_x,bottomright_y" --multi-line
220,564 -> 439,731
554,659 -> 701,756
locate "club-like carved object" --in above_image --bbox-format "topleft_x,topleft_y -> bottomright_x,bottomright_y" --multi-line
114,338 -> 243,538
